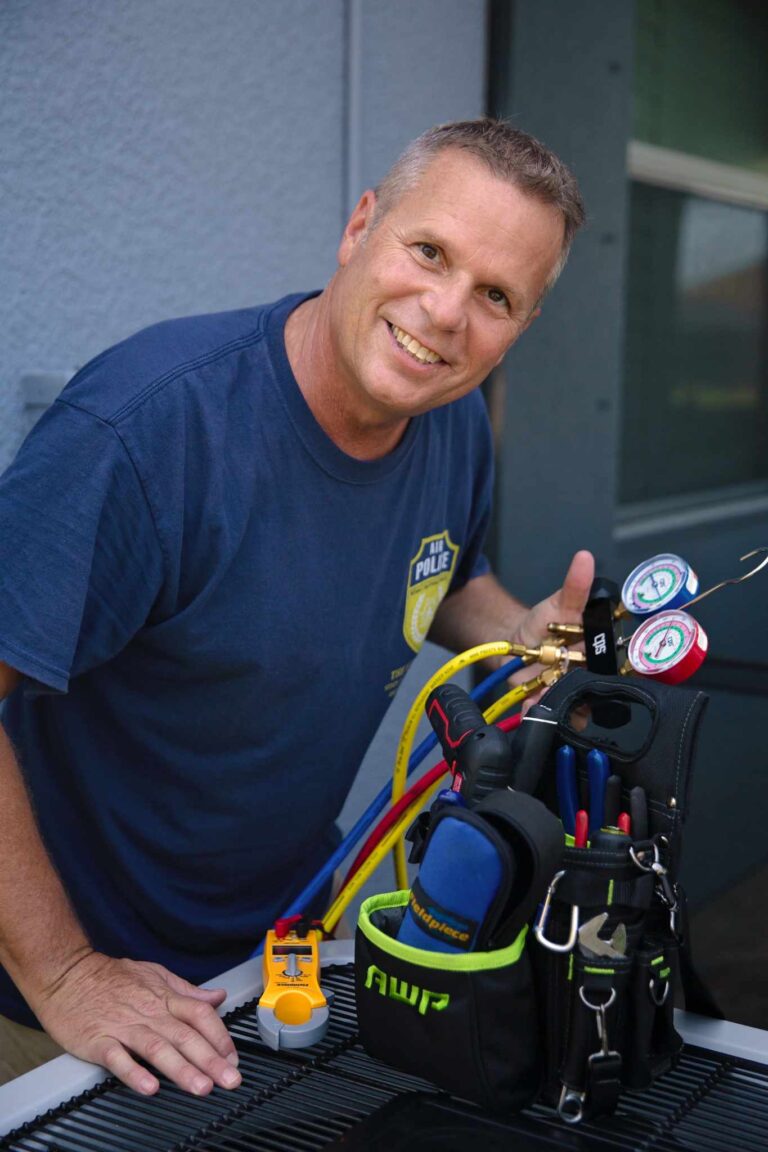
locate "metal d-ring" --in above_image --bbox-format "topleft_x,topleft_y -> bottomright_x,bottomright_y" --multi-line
649,977 -> 670,1007
578,985 -> 617,1014
533,870 -> 579,953
558,1084 -> 586,1125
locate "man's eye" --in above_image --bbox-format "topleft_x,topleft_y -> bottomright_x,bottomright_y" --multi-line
487,288 -> 509,307
418,243 -> 439,261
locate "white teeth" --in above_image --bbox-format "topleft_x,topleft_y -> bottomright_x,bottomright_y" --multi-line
391,324 -> 441,364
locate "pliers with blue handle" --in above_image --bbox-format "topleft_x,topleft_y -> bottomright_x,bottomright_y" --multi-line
587,748 -> 611,835
555,745 -> 578,835
557,745 -> 614,839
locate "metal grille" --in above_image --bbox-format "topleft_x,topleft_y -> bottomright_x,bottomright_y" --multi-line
4,964 -> 768,1151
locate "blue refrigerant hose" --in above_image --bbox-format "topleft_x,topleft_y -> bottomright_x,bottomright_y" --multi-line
249,654 -> 525,956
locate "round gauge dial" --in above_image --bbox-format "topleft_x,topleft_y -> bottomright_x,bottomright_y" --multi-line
627,610 -> 708,684
621,554 -> 698,616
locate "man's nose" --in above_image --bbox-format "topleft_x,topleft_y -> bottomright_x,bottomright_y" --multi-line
420,275 -> 470,332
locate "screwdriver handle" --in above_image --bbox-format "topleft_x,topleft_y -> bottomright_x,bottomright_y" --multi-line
426,684 -> 486,762
454,725 -> 516,805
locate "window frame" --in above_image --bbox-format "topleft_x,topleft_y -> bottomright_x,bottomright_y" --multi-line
617,141 -> 768,540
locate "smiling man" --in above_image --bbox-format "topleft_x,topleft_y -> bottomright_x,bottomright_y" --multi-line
0,119 -> 591,1097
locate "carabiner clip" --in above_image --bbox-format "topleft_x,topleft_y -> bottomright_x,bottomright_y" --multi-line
533,870 -> 579,953
630,838 -> 680,936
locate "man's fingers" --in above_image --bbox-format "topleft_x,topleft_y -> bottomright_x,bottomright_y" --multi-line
82,1002 -> 241,1097
99,1037 -> 160,1096
557,550 -> 595,619
123,1024 -> 218,1096
162,972 -> 238,1066
164,970 -> 227,1006
194,986 -> 227,1005
169,993 -> 241,1071
131,1013 -> 241,1095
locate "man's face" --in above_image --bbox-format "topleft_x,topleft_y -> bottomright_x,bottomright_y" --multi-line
328,148 -> 566,424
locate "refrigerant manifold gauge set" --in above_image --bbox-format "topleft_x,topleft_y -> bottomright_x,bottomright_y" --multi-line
544,548 -> 768,686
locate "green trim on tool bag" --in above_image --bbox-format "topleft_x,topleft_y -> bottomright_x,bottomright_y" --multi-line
359,891 -> 528,971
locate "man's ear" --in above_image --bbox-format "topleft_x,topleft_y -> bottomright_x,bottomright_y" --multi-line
493,306 -> 542,366
521,306 -> 542,335
338,189 -> 377,265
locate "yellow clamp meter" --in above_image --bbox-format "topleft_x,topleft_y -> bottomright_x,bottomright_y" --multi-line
257,925 -> 332,1050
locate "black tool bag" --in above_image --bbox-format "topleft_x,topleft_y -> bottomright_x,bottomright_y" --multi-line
525,669 -> 711,1122
355,789 -> 564,1111
355,671 -> 711,1122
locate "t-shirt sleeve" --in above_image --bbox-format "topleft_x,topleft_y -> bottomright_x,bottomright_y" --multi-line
0,399 -> 164,693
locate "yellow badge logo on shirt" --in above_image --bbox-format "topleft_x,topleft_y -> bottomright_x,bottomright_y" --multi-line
403,531 -> 459,653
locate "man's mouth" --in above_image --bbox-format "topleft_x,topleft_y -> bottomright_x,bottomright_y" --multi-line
387,322 -> 444,365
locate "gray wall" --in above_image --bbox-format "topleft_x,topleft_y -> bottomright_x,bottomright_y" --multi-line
490,0 -> 635,598
1,0 -> 345,469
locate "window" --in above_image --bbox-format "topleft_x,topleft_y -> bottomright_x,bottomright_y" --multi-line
621,182 -> 768,504
619,0 -> 768,514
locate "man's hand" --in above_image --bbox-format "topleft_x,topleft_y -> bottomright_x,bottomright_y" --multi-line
510,550 -> 595,650
35,950 -> 241,1096
429,551 -> 596,662
507,550 -> 594,709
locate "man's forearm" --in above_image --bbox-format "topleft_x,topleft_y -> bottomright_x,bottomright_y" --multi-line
0,721 -> 91,1008
428,572 -> 530,655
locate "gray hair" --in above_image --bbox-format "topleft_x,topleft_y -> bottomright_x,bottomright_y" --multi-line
373,118 -> 585,291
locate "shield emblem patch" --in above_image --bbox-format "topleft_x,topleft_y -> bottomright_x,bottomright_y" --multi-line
403,531 -> 459,653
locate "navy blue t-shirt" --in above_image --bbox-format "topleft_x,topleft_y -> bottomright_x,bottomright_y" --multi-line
0,292 -> 492,1025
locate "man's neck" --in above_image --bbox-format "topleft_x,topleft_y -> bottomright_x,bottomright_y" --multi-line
284,292 -> 409,461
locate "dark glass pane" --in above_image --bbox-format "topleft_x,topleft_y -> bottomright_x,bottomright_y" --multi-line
634,0 -> 768,174
620,182 -> 768,504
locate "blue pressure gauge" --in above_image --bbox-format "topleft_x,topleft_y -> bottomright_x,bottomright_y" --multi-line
621,554 -> 698,617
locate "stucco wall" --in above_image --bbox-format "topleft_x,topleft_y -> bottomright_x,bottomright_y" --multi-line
1,0 -> 345,469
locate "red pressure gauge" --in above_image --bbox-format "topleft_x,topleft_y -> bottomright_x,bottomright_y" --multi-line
626,610 -> 708,685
